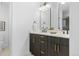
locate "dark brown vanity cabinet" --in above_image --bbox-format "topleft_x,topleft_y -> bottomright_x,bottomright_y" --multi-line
30,33 -> 69,56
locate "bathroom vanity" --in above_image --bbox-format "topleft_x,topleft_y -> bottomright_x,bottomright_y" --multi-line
30,2 -> 69,56
30,32 -> 69,56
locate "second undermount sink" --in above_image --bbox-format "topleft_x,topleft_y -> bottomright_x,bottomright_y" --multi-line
47,30 -> 58,34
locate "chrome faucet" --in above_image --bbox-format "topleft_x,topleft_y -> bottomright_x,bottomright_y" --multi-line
40,22 -> 48,32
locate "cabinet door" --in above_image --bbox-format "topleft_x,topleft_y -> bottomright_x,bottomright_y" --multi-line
59,45 -> 69,56
40,49 -> 48,56
49,37 -> 58,56
58,38 -> 69,56
54,37 -> 60,56
30,34 -> 40,56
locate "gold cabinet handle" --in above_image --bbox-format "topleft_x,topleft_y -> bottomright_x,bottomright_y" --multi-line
41,51 -> 45,54
40,36 -> 44,38
57,44 -> 60,53
41,41 -> 45,43
54,44 -> 56,52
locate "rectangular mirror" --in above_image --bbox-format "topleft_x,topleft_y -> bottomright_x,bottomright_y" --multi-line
40,2 -> 69,31
62,3 -> 69,30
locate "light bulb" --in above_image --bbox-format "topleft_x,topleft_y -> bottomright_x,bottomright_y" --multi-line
61,2 -> 65,4
46,4 -> 51,8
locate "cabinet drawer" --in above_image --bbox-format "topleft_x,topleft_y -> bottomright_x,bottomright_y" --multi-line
39,35 -> 48,45
40,50 -> 47,56
40,40 -> 46,44
40,44 -> 48,51
40,40 -> 47,45
40,35 -> 48,41
40,38 -> 48,51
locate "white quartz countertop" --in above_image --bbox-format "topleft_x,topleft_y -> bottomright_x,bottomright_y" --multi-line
30,32 -> 69,39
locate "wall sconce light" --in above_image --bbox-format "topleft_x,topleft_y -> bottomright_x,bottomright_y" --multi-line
39,3 -> 51,11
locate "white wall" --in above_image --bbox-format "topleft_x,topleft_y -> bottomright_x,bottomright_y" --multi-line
0,2 -> 9,48
11,2 -> 40,56
70,2 -> 79,56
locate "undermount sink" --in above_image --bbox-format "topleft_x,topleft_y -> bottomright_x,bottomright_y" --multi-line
49,32 -> 57,34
